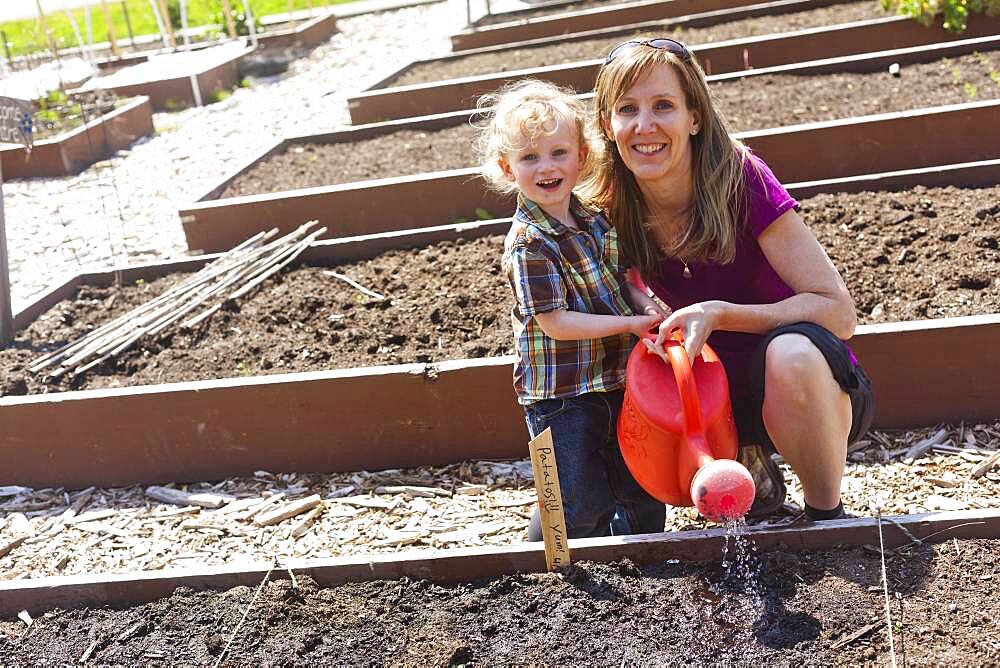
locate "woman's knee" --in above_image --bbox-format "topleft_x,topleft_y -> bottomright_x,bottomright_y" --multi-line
763,333 -> 835,404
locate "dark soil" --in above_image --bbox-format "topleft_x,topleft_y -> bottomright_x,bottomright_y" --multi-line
2,538 -> 998,665
220,52 -> 1000,197
475,0 -> 632,27
1,184 -> 998,397
392,1 -> 889,87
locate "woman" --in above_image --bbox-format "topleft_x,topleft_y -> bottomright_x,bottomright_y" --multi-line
589,38 -> 875,521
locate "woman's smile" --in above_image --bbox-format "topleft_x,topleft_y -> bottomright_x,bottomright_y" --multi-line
633,142 -> 667,155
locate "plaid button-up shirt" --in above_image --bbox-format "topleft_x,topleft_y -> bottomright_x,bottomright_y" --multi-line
502,194 -> 636,405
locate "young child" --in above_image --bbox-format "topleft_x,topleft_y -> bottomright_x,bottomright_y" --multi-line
477,80 -> 667,540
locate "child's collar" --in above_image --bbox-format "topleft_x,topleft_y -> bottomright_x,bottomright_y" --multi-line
515,193 -> 600,235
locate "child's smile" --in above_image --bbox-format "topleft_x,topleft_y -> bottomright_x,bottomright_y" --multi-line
500,121 -> 587,225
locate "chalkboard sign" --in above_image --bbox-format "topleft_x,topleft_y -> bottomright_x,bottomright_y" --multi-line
0,96 -> 34,149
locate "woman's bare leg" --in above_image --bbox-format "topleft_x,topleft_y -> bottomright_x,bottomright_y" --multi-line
761,333 -> 852,511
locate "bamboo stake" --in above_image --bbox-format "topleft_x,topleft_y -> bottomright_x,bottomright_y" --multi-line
31,230 -> 278,373
241,0 -> 258,48
35,229 -> 300,377
220,0 -> 238,39
74,225 -> 315,372
288,0 -> 297,28
34,0 -> 59,60
98,0 -> 120,56
156,0 -> 176,48
147,0 -> 170,48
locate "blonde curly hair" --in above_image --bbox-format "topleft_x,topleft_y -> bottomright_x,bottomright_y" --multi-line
474,79 -> 601,194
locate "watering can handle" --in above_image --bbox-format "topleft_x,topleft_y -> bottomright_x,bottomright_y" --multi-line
641,333 -> 706,438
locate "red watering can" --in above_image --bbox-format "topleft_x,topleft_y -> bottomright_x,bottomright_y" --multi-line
618,333 -> 755,522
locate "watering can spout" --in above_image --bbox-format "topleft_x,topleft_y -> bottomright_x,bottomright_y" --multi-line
618,333 -> 755,522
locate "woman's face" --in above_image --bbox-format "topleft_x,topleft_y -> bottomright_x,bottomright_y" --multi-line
605,63 -> 701,187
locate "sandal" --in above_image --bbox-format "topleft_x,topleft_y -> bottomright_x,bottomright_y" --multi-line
738,443 -> 787,518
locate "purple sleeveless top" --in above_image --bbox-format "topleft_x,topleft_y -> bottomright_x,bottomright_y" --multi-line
645,152 -> 807,402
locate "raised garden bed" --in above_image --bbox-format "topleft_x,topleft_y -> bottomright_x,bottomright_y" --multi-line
401,0 -> 885,87
94,13 -> 337,74
473,0 -> 628,27
224,50 -> 1000,198
351,13 -> 1000,123
8,182 -> 1000,397
180,99 -> 1000,253
1,510 -> 999,664
0,96 -> 154,179
3,169 -> 1000,489
455,0 -> 821,50
76,42 -> 252,112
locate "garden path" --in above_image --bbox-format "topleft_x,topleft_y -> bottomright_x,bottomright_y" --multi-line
2,0 -> 464,308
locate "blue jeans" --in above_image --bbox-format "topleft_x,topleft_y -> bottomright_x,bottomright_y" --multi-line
523,389 -> 666,540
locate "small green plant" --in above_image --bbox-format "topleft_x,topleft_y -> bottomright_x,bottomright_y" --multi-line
209,88 -> 232,104
236,361 -> 252,376
964,81 -> 979,98
991,70 -> 1000,87
881,0 -> 1000,32
475,207 -> 494,220
239,77 -> 253,89
211,4 -> 262,37
951,65 -> 963,85
163,97 -> 189,112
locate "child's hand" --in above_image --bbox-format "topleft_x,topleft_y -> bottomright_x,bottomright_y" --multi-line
629,313 -> 664,337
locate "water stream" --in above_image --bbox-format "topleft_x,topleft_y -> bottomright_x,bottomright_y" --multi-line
687,518 -> 769,665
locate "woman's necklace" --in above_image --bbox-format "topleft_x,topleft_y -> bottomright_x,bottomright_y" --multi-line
647,206 -> 693,279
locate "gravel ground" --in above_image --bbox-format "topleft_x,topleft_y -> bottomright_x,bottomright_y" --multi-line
1,1 -> 465,310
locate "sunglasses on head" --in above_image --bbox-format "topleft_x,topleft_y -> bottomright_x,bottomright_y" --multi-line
604,38 -> 692,65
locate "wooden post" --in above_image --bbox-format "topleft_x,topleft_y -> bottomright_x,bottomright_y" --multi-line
307,0 -> 313,18
241,0 -> 258,47
0,31 -> 11,67
156,0 -> 176,48
528,428 -> 571,571
0,157 -> 11,348
288,0 -> 297,28
147,0 -> 170,48
33,0 -> 59,60
179,0 -> 191,47
220,0 -> 238,39
98,0 -> 120,56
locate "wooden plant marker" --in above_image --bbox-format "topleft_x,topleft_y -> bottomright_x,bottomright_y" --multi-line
528,428 -> 570,571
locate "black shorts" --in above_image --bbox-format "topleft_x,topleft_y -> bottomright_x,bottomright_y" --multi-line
732,322 -> 875,454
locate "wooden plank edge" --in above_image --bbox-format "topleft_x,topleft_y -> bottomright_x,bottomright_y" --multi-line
2,312 -> 999,405
1,507 -> 997,617
360,14 -> 913,96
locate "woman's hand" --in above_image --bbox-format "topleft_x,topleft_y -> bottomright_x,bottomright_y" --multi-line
653,301 -> 723,360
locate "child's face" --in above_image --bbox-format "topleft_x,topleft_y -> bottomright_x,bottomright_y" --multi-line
500,120 -> 587,213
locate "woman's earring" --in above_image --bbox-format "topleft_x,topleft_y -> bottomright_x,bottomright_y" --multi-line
690,128 -> 698,135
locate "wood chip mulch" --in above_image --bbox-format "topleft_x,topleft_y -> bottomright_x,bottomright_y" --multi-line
1,421 -> 998,582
